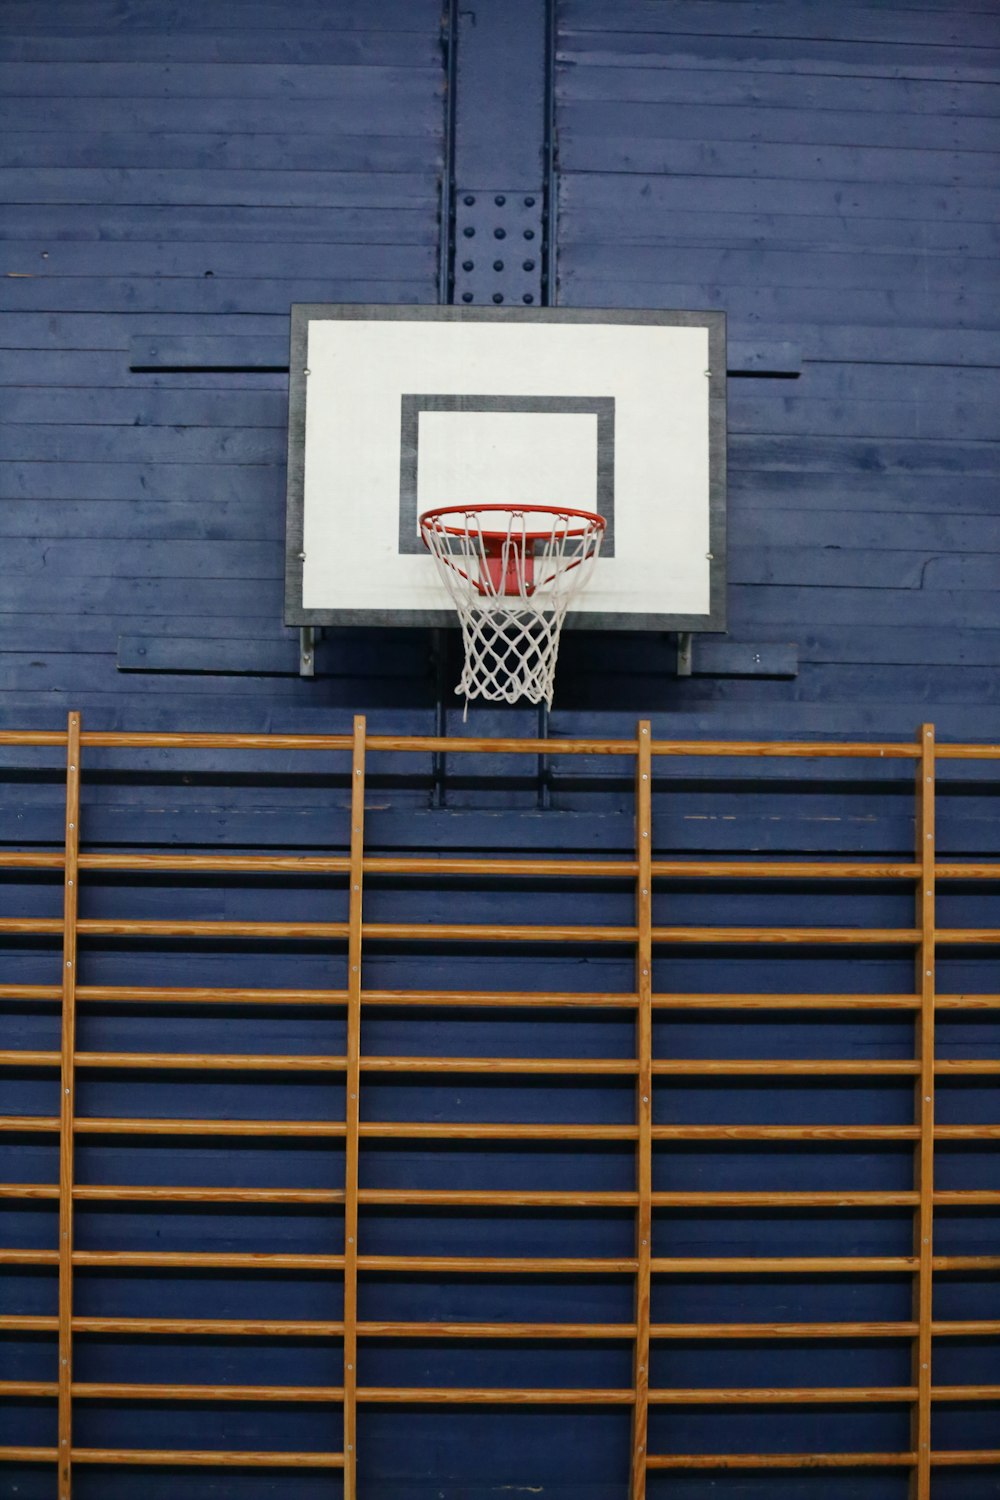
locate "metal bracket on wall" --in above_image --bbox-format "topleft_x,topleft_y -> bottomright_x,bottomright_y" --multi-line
676,633 -> 694,677
452,189 -> 545,307
299,626 -> 318,678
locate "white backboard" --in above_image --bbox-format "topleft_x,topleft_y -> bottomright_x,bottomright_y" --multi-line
285,305 -> 726,630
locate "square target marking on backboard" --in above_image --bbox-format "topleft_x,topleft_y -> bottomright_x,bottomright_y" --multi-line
284,304 -> 726,630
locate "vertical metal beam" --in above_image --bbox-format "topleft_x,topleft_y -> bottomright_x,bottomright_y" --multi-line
57,711 -> 81,1500
911,722 -> 935,1500
343,715 -> 366,1499
438,0 -> 459,304
630,720 -> 653,1500
543,0 -> 558,306
446,0 -> 549,309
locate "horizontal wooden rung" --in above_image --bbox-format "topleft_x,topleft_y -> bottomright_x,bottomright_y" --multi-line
2,852 -> 995,882
73,1250 -> 345,1267
645,1450 -> 1000,1470
651,1257 -> 918,1274
0,918 -> 930,945
647,1386 -> 917,1404
11,1186 -> 995,1210
2,1051 -> 992,1076
646,1452 -> 914,1469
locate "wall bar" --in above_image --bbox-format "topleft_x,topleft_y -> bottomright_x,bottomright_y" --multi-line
631,722 -> 653,1500
3,719 -> 999,1488
343,716 -> 365,1500
913,725 -> 936,1500
57,712 -> 81,1500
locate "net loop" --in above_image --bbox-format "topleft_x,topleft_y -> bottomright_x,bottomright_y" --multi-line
419,505 -> 605,711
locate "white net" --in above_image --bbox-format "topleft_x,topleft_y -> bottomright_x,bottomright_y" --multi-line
420,506 -> 605,710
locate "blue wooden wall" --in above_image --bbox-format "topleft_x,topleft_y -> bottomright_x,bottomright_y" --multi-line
0,2 -> 997,741
1,3 -> 999,1499
0,0 -> 444,734
552,0 -> 1000,740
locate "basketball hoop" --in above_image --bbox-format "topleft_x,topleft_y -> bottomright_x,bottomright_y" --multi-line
419,504 -> 606,711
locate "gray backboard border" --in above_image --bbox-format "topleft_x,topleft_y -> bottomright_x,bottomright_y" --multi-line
284,303 -> 726,633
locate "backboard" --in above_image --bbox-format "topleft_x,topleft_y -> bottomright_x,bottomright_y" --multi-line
284,305 -> 726,631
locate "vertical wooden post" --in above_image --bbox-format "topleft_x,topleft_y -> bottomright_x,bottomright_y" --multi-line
630,721 -> 653,1500
911,723 -> 935,1499
57,712 -> 81,1499
343,716 -> 366,1498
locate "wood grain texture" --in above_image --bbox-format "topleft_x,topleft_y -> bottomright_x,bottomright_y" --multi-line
4,715 -> 1000,1491
343,716 -> 365,1500
912,725 -> 936,1500
56,711 -> 80,1500
631,722 -> 652,1500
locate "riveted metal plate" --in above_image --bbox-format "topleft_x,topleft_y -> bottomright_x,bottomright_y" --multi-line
452,189 -> 545,308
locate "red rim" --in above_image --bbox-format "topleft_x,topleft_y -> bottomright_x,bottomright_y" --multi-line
419,503 -> 606,543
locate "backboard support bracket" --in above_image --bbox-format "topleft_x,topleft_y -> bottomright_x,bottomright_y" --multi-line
299,626 -> 318,678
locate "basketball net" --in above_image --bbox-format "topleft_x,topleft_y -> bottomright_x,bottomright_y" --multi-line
419,506 -> 605,714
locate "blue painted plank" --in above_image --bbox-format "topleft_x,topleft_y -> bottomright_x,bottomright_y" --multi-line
0,311 -> 289,346
561,1 -> 1000,48
0,499 -> 284,541
558,203 -> 1000,255
728,436 -> 1000,474
0,0 -> 441,32
0,132 -> 446,173
729,325 -> 1000,365
560,63 -> 1000,121
559,135 -> 997,187
0,203 -> 438,243
558,168 -> 999,222
0,32 -> 440,67
797,365 -> 1000,402
732,509 -> 1000,553
0,167 -> 440,206
558,98 -> 1000,152
557,276 -> 995,330
0,572 -> 284,618
0,276 -> 435,312
0,94 -> 442,134
729,584 -> 1000,630
556,24 -> 1000,83
116,634 -> 428,677
0,60 -> 443,99
0,538 -> 281,578
0,241 -> 433,278
2,424 -> 284,462
0,348 -> 289,383
128,334 -> 287,369
729,395 -> 997,442
730,471 -> 1000,513
0,616 -> 288,652
728,340 -> 801,373
565,245 -> 996,294
0,460 -> 284,501
798,626 -> 1000,668
2,388 -> 289,426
